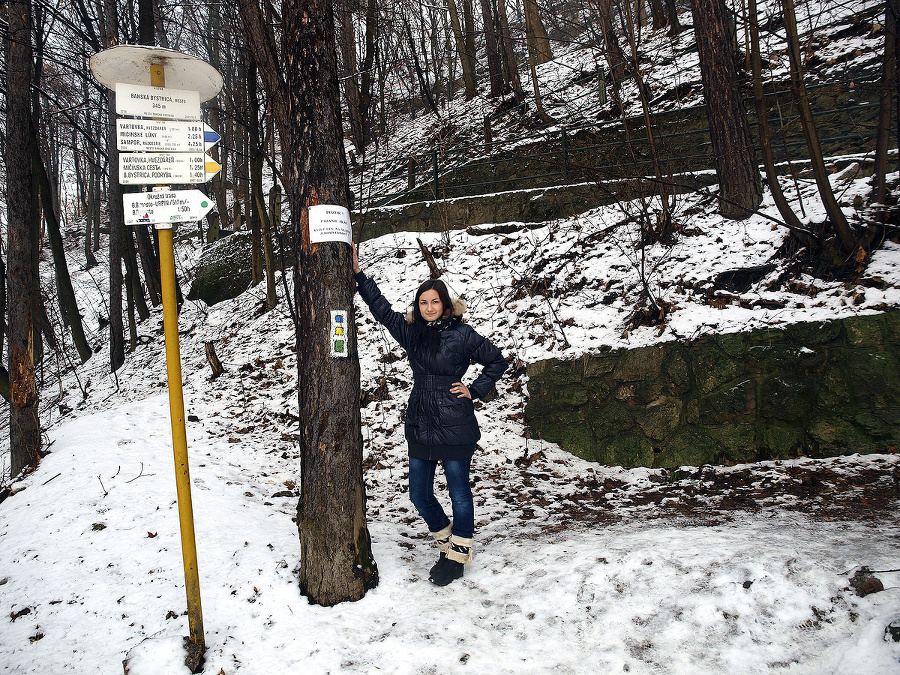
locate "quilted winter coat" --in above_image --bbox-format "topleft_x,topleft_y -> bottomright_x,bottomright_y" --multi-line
355,272 -> 508,460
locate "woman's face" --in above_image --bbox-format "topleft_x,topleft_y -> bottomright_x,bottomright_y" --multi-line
418,289 -> 445,322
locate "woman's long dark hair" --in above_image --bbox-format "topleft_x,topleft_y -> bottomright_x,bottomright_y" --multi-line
409,279 -> 455,357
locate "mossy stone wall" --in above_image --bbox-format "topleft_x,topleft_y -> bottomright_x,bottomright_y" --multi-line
525,312 -> 900,467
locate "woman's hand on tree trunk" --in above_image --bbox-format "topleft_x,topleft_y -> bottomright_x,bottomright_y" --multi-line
351,243 -> 361,274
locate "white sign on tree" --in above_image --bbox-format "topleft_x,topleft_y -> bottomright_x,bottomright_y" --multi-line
308,205 -> 353,244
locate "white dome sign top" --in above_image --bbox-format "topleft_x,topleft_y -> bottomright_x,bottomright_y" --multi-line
90,45 -> 223,102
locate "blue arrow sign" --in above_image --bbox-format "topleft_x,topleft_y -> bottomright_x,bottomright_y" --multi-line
204,128 -> 221,146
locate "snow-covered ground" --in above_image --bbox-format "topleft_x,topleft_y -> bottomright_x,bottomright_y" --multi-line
2,0 -> 899,670
2,165 -> 900,672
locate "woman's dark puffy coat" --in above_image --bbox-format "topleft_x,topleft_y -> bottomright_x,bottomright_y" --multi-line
355,272 -> 507,458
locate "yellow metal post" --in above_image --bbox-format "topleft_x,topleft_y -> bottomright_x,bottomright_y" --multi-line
151,63 -> 205,654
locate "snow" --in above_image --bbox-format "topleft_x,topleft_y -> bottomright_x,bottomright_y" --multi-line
3,1 -> 900,672
3,168 -> 900,671
3,395 -> 900,674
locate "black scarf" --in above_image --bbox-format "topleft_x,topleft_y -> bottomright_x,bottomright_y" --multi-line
426,315 -> 458,332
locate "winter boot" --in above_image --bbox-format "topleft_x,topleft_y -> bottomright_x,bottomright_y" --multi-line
429,534 -> 473,586
429,523 -> 453,579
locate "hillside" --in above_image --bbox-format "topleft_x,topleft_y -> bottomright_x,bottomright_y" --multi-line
2,0 -> 900,672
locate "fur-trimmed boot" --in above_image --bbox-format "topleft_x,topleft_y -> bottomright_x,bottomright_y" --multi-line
429,534 -> 472,586
430,523 -> 452,555
428,523 -> 453,580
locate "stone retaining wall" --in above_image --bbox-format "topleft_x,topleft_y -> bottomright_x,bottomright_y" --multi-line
525,312 -> 900,468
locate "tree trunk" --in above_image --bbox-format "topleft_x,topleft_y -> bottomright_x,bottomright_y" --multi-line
447,0 -> 477,100
479,0 -> 505,97
358,0 -> 379,149
248,60 -> 263,287
252,161 -> 278,311
620,0 -> 673,237
748,0 -> 806,239
102,0 -> 126,371
405,20 -> 439,114
6,0 -> 41,477
284,0 -> 378,605
781,0 -> 856,252
872,0 -> 899,218
691,0 -> 762,219
339,0 -> 365,150
665,0 -> 683,35
496,0 -> 525,102
649,0 -> 667,30
135,225 -> 162,306
523,0 -> 553,64
33,142 -> 93,363
242,0 -> 378,605
597,0 -> 627,112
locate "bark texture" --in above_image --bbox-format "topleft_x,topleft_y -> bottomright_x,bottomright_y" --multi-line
691,0 -> 762,219
7,0 -> 41,477
280,0 -> 378,606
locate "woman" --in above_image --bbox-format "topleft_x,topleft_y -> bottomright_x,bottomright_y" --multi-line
353,244 -> 507,586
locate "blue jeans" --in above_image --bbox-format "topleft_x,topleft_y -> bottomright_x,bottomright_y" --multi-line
408,457 -> 474,539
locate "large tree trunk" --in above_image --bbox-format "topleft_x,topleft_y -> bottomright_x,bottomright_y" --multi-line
523,0 -> 553,64
339,0 -> 365,149
665,0 -> 683,35
781,0 -> 856,252
33,143 -> 93,363
496,0 -> 525,102
7,0 -> 41,477
596,0 -> 627,112
242,0 -> 378,606
691,0 -> 762,219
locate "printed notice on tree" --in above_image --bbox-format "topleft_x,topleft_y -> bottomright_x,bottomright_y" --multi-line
309,205 -> 353,244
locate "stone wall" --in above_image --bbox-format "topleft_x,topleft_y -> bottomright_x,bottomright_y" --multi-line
525,312 -> 900,468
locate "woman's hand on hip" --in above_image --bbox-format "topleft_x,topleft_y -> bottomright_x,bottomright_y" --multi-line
450,382 -> 471,399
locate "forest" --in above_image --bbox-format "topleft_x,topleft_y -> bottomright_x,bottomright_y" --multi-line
1,0 -> 897,614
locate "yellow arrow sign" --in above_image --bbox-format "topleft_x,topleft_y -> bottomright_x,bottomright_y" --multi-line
204,159 -> 221,180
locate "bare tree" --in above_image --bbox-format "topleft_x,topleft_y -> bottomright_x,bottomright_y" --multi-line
691,0 -> 762,218
781,0 -> 856,253
7,0 -> 42,476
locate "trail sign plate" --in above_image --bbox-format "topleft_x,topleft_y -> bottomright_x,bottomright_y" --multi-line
120,152 -> 221,185
124,190 -> 215,226
116,83 -> 201,120
117,120 -> 220,152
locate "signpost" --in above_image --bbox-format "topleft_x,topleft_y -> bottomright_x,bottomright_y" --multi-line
124,189 -> 215,226
90,45 -> 224,664
115,82 -> 202,120
117,120 -> 220,153
119,152 -> 221,185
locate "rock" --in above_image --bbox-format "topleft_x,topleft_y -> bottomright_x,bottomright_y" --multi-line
849,567 -> 884,597
885,620 -> 900,642
525,311 -> 900,467
187,231 -> 285,306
